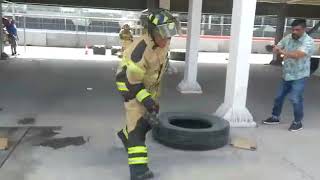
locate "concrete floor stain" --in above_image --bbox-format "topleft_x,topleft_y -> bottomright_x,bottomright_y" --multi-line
38,136 -> 86,149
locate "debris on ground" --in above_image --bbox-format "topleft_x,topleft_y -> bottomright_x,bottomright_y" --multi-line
18,117 -> 36,125
230,137 -> 257,151
0,137 -> 9,150
38,136 -> 86,149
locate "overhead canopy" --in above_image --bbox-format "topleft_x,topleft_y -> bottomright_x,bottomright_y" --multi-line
4,0 -> 149,10
4,0 -> 320,18
258,0 -> 320,6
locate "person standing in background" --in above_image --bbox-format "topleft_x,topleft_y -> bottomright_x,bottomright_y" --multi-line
263,19 -> 315,132
119,24 -> 133,57
5,19 -> 18,56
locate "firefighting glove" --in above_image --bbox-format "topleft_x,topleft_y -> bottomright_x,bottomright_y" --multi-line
142,97 -> 159,114
143,111 -> 160,128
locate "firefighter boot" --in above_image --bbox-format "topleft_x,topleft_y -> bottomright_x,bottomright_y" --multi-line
117,128 -> 128,151
128,118 -> 153,180
130,165 -> 154,180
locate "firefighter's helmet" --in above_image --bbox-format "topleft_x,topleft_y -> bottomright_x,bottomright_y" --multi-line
140,9 -> 180,39
122,24 -> 130,30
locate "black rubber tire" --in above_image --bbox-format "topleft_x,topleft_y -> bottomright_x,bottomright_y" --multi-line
1,52 -> 9,60
93,46 -> 106,55
169,50 -> 185,61
152,112 -> 230,151
111,46 -> 121,55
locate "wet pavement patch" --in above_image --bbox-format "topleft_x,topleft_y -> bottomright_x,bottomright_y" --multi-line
37,128 -> 60,138
18,117 -> 36,125
38,136 -> 86,149
24,127 -> 61,145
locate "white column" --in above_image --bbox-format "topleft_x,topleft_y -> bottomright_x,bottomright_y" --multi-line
159,0 -> 170,10
208,15 -> 212,30
215,0 -> 257,127
200,15 -> 205,35
177,0 -> 202,94
12,3 -> 16,20
0,2 -> 3,56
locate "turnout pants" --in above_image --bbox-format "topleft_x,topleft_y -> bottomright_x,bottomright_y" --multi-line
121,99 -> 152,168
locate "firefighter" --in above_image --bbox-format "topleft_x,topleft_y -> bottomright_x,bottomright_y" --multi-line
115,9 -> 179,180
119,24 -> 134,55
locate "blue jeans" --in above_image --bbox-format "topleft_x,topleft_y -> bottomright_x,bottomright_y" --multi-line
272,78 -> 307,123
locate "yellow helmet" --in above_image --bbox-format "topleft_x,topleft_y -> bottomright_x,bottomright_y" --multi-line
141,9 -> 180,39
122,24 -> 130,30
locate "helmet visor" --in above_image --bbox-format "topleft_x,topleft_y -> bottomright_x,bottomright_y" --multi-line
156,22 -> 178,39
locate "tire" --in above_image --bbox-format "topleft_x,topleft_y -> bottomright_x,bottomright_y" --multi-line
152,112 -> 230,151
1,52 -> 9,60
93,45 -> 106,55
169,50 -> 185,61
111,46 -> 121,55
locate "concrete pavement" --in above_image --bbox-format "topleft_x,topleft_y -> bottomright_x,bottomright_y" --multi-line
0,48 -> 319,180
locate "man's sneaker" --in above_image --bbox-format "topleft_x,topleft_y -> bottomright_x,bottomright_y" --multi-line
288,122 -> 303,132
263,117 -> 280,125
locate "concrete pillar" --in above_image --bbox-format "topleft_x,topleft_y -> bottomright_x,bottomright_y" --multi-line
177,0 -> 202,94
215,0 -> 257,127
208,15 -> 212,30
261,17 -> 265,37
159,0 -> 170,10
12,3 -> 15,20
201,15 -> 205,35
23,15 -> 26,52
147,0 -> 159,10
220,16 -> 224,36
275,3 -> 287,45
0,2 -> 3,57
270,3 -> 287,65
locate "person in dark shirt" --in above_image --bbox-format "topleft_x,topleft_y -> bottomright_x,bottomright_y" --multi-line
5,19 -> 18,56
